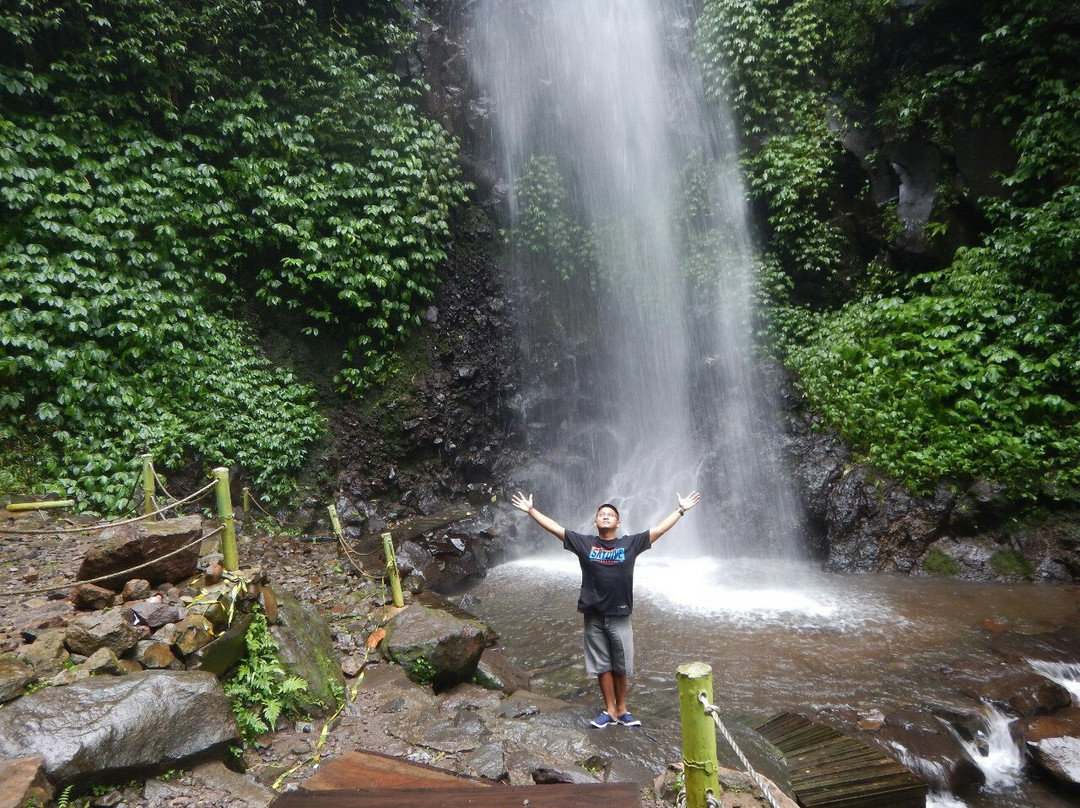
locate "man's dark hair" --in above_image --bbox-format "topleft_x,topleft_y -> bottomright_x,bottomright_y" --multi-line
597,503 -> 619,518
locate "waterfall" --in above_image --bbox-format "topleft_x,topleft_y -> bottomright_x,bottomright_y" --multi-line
955,704 -> 1024,792
471,0 -> 803,557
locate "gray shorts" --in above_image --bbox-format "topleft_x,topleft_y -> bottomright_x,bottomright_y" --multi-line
583,613 -> 634,676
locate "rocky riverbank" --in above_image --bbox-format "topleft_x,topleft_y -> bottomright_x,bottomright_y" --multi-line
0,509 -> 792,808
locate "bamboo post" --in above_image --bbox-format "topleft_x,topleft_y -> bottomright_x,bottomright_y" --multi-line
381,531 -> 404,607
677,662 -> 722,808
243,487 -> 251,519
141,453 -> 154,515
214,467 -> 238,571
6,500 -> 75,512
328,504 -> 344,542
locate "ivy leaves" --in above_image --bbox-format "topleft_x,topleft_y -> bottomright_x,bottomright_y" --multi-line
0,0 -> 466,508
695,0 -> 1080,504
789,264 -> 1078,499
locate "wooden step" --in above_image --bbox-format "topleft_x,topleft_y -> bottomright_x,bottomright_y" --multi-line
270,751 -> 640,808
272,784 -> 642,808
756,713 -> 927,808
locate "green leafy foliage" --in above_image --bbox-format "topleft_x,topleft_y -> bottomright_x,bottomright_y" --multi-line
507,155 -> 595,284
697,0 -> 1079,504
0,0 -> 467,509
224,610 -> 309,745
922,548 -> 961,576
788,263 -> 1078,500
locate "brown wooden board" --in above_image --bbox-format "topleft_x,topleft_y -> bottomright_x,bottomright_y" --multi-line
272,784 -> 642,808
298,750 -> 492,791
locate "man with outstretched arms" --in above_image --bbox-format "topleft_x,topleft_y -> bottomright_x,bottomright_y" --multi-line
510,490 -> 701,728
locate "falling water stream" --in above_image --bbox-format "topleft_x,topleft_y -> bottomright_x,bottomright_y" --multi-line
473,0 -> 802,556
465,2 -> 1080,806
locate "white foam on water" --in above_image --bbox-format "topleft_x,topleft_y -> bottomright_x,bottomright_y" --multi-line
1026,659 -> 1080,703
496,556 -> 893,629
926,793 -> 969,808
956,704 -> 1024,792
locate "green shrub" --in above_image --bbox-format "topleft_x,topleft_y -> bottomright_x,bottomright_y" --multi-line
922,548 -> 961,576
989,549 -> 1035,578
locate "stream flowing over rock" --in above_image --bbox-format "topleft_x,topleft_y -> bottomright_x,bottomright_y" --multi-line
0,670 -> 239,784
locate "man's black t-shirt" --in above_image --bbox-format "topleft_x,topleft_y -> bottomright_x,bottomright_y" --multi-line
563,529 -> 651,616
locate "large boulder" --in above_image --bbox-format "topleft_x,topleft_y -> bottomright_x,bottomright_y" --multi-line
874,708 -> 985,793
77,515 -> 204,588
0,670 -> 239,785
382,602 -> 489,691
942,658 -> 1073,717
268,584 -> 345,716
1025,707 -> 1080,787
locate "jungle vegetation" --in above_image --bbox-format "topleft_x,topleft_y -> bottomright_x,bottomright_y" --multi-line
696,0 -> 1078,504
0,0 -> 467,510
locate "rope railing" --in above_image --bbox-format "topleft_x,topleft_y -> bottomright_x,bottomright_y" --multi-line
2,480 -> 218,536
0,525 -> 225,599
698,692 -> 787,808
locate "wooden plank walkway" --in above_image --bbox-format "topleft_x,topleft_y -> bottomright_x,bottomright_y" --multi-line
269,750 -> 640,808
755,713 -> 926,808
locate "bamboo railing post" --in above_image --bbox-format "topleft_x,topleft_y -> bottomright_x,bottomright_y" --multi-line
141,453 -> 154,516
214,467 -> 238,571
243,487 -> 251,520
381,532 -> 404,607
328,504 -> 344,542
677,662 -> 722,808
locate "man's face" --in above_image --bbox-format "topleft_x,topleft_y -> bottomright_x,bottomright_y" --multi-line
595,507 -> 619,530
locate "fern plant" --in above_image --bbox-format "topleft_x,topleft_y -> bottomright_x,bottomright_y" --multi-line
224,610 -> 309,745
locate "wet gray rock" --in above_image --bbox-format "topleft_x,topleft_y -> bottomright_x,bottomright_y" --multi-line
942,659 -> 1073,717
0,656 -> 36,703
128,599 -> 186,629
0,670 -> 239,785
532,764 -> 601,784
382,601 -> 489,691
64,608 -> 149,657
77,515 -> 203,588
875,708 -> 985,792
268,584 -> 345,716
475,647 -> 531,694
464,740 -> 508,781
1025,707 -> 1080,787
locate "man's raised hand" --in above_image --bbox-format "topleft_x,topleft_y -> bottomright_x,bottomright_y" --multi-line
678,491 -> 701,512
511,491 -> 534,513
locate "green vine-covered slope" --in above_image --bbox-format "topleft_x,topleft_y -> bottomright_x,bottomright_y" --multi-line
697,0 -> 1079,503
0,0 -> 468,510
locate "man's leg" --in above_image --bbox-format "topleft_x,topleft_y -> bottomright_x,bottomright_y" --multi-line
597,670 -> 618,718
612,671 -> 628,717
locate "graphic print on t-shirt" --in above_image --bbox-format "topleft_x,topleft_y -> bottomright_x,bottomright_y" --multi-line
589,545 -> 626,564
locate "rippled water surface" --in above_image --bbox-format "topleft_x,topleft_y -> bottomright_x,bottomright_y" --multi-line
463,557 -> 1080,807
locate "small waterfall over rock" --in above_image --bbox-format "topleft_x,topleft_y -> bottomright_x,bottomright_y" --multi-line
471,0 -> 802,555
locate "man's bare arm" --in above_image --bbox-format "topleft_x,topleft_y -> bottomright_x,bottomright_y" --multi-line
649,491 -> 701,543
511,491 -> 566,540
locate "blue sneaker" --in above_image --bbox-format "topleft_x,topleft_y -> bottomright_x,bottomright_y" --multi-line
617,712 -> 642,727
590,711 -> 617,728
